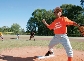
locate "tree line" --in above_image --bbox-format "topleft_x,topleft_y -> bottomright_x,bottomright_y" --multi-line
1,4 -> 84,36
26,4 -> 84,37
0,23 -> 25,35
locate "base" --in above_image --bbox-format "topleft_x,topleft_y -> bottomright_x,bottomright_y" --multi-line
37,55 -> 55,59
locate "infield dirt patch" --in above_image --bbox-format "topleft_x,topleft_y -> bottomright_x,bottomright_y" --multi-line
0,35 -> 84,61
0,46 -> 84,61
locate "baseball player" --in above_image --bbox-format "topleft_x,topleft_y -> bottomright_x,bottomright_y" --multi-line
17,33 -> 19,39
29,31 -> 35,41
0,32 -> 3,41
42,7 -> 79,61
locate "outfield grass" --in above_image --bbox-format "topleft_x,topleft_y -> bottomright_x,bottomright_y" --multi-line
0,39 -> 84,52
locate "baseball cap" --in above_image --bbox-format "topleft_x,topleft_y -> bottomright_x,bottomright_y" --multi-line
54,7 -> 62,13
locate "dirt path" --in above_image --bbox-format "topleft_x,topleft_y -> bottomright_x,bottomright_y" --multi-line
0,46 -> 84,61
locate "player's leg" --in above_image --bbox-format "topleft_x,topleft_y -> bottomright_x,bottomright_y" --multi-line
18,35 -> 19,39
60,34 -> 73,61
33,35 -> 35,41
0,36 -> 3,41
45,35 -> 60,56
17,35 -> 19,39
29,36 -> 32,40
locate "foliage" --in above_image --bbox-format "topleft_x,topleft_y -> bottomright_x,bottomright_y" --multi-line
80,0 -> 84,8
26,9 -> 55,36
60,4 -> 83,36
0,23 -> 25,35
26,4 -> 84,36
11,23 -> 21,34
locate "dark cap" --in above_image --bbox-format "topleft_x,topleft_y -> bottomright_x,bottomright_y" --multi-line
54,7 -> 62,13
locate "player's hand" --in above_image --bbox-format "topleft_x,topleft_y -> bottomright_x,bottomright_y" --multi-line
42,19 -> 49,26
78,25 -> 84,36
73,22 -> 80,27
42,19 -> 46,24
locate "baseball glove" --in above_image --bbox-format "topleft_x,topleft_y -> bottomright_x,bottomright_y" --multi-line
78,24 -> 84,36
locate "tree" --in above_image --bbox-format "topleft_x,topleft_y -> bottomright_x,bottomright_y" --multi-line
80,0 -> 84,8
26,9 -> 55,36
11,23 -> 21,34
1,26 -> 12,32
19,28 -> 25,35
26,4 -> 83,36
0,27 -> 2,32
60,4 -> 83,36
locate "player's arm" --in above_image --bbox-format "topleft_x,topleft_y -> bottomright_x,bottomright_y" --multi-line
42,19 -> 54,30
42,19 -> 49,27
73,22 -> 80,27
64,17 -> 79,27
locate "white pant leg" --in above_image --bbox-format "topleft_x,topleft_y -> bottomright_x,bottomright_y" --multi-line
60,34 -> 73,57
48,35 -> 60,52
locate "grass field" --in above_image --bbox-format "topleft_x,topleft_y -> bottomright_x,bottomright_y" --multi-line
0,35 -> 84,52
0,35 -> 84,61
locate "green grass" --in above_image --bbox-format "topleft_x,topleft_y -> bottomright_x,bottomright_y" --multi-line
71,41 -> 84,51
0,39 -> 84,52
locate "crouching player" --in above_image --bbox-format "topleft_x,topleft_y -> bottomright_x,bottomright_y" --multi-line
29,31 -> 35,41
0,32 -> 3,41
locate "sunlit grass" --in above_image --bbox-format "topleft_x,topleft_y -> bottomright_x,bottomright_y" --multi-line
0,39 -> 84,52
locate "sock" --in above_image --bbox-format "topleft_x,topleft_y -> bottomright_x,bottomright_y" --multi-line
68,57 -> 73,61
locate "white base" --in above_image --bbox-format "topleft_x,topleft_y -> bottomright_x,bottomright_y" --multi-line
37,55 -> 55,59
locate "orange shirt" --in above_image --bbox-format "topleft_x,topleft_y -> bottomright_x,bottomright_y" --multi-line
47,17 -> 74,34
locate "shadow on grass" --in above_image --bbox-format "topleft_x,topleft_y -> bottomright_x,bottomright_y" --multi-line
10,38 -> 17,39
0,55 -> 36,61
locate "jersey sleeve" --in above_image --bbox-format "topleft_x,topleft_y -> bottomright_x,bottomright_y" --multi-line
64,17 -> 74,25
47,21 -> 55,30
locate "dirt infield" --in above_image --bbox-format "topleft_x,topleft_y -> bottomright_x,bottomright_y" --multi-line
0,47 -> 84,61
0,35 -> 84,61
